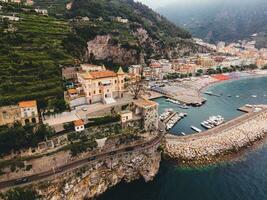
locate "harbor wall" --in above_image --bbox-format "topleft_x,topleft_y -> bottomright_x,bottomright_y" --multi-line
164,109 -> 267,165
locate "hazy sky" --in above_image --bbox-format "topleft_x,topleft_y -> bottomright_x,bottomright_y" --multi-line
136,0 -> 178,9
137,0 -> 215,9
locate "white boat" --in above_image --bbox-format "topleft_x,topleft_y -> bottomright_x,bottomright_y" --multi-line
191,126 -> 202,133
251,95 -> 257,98
178,104 -> 189,109
181,132 -> 186,136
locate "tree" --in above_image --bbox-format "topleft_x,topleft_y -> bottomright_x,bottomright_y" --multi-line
126,77 -> 145,99
4,188 -> 40,200
197,69 -> 203,74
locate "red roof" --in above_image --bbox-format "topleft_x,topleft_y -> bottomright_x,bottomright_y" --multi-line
89,70 -> 117,79
74,119 -> 84,126
18,100 -> 37,108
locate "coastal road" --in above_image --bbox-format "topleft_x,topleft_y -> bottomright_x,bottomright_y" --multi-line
0,127 -> 165,190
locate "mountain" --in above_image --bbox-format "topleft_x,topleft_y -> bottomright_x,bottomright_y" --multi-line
0,0 -> 209,108
157,0 -> 267,47
67,0 -> 211,65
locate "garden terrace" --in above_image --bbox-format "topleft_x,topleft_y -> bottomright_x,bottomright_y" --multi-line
0,11 -> 74,108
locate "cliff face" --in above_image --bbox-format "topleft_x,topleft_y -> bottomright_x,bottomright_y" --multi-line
37,147 -> 161,200
86,35 -> 144,66
85,33 -> 210,66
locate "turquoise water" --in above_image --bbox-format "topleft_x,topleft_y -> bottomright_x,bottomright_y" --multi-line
99,77 -> 267,200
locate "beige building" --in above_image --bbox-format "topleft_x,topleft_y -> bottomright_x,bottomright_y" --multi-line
77,67 -> 126,104
0,100 -> 39,126
19,100 -> 39,125
120,110 -> 133,123
133,99 -> 159,131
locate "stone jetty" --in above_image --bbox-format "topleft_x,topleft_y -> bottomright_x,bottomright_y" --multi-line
165,107 -> 267,164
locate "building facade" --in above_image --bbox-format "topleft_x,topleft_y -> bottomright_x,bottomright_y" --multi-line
134,99 -> 159,131
0,100 -> 39,126
77,67 -> 126,104
19,100 -> 39,125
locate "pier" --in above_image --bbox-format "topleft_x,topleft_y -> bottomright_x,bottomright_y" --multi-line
165,106 -> 267,163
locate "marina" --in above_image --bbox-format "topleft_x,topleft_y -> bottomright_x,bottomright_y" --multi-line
159,109 -> 187,131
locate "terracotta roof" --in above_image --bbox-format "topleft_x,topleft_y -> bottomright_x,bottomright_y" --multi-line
68,88 -> 78,94
74,119 -> 84,126
19,100 -> 37,108
134,99 -> 158,108
149,63 -> 162,68
89,70 -> 117,79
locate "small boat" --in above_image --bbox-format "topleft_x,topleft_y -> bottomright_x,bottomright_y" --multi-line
191,126 -> 202,133
178,104 -> 189,109
227,95 -> 232,97
251,95 -> 257,98
181,132 -> 186,136
236,95 -> 240,98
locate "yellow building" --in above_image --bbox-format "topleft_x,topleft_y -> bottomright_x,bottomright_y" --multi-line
77,67 -> 126,104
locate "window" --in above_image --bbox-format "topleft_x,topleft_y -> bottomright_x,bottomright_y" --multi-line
94,91 -> 96,94
107,89 -> 109,92
2,111 -> 8,119
121,80 -> 123,83
115,80 -> 117,84
99,89 -> 101,93
98,82 -> 101,86
88,92 -> 91,96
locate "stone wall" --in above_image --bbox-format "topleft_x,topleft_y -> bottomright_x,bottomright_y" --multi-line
143,106 -> 159,131
165,110 -> 267,164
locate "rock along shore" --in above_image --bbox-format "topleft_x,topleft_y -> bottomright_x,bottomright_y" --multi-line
164,108 -> 267,165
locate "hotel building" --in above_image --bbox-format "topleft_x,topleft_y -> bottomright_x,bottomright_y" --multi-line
77,67 -> 126,104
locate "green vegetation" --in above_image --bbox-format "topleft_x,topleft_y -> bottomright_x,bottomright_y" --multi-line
0,123 -> 55,156
0,3 -> 74,108
1,188 -> 40,200
69,139 -> 97,157
86,115 -> 120,127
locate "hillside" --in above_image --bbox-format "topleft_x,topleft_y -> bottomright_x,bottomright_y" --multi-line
66,0 -> 210,65
158,0 -> 267,46
0,3 -> 74,108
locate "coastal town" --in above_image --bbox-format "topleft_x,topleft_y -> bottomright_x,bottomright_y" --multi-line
1,0 -> 267,199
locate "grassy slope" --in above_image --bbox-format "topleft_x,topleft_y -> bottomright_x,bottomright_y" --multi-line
0,6 -> 74,107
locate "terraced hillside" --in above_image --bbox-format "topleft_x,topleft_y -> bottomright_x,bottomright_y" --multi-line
33,0 -> 71,16
0,5 -> 74,108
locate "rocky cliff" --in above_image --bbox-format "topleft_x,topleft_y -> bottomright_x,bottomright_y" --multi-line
35,146 -> 161,200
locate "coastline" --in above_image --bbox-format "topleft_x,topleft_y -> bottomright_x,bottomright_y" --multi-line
164,107 -> 267,167
198,70 -> 267,94
163,72 -> 267,167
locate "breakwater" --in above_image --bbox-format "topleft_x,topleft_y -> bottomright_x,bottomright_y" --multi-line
165,107 -> 267,165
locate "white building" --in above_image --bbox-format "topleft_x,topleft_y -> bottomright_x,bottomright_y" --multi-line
74,120 -> 85,132
18,100 -> 39,125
